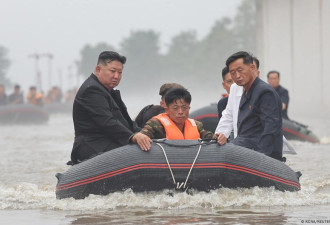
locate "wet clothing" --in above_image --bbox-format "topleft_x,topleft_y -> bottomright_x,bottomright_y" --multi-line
232,77 -> 283,161
135,104 -> 165,127
154,113 -> 200,139
71,73 -> 140,164
275,85 -> 289,119
217,97 -> 228,119
140,115 -> 216,140
8,93 -> 24,104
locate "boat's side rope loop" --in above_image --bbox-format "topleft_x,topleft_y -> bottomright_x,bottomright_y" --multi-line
156,143 -> 176,184
156,141 -> 203,190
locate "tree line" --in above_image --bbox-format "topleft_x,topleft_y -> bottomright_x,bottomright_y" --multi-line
77,0 -> 258,96
1,0 -> 259,97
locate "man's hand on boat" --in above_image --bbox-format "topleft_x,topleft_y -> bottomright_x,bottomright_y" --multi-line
216,133 -> 227,146
132,133 -> 152,151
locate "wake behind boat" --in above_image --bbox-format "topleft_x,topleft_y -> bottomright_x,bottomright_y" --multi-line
56,140 -> 301,199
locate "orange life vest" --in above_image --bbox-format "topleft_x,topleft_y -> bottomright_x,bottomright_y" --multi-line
154,113 -> 200,140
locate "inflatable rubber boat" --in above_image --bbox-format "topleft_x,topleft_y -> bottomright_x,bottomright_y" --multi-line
56,140 -> 301,199
44,102 -> 72,114
190,103 -> 319,143
0,104 -> 49,124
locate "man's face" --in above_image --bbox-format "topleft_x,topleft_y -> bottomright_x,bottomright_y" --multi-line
222,73 -> 233,94
229,58 -> 255,87
95,60 -> 123,90
267,73 -> 280,89
165,99 -> 190,127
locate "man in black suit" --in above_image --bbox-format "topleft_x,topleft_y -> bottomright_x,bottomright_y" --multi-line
70,51 -> 150,164
225,51 -> 283,161
267,70 -> 290,119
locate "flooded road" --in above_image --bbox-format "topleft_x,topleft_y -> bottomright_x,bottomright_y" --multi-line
0,113 -> 329,224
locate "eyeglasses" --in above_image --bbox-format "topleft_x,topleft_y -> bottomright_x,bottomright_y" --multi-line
170,105 -> 190,112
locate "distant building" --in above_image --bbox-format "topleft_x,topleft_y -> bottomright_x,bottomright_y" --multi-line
257,0 -> 330,116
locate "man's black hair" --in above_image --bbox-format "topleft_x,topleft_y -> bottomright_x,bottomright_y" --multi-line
222,66 -> 229,81
226,51 -> 254,67
164,88 -> 191,106
97,51 -> 126,65
267,70 -> 280,78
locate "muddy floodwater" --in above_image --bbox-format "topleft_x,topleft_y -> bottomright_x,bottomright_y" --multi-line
1,113 -> 330,224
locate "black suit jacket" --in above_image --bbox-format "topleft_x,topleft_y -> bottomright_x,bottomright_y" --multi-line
71,73 -> 140,164
232,77 -> 283,161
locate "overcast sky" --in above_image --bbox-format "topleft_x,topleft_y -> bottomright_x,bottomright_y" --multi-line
1,0 -> 241,92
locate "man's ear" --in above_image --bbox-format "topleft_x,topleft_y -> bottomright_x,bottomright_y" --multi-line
95,65 -> 101,74
160,100 -> 165,108
164,105 -> 169,113
250,63 -> 256,71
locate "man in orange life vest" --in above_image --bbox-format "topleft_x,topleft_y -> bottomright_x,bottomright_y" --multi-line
131,88 -> 215,151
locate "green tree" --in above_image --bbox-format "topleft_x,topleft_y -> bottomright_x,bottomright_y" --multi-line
78,43 -> 116,78
190,17 -> 239,93
119,30 -> 162,91
0,46 -> 11,85
232,0 -> 258,53
165,31 -> 199,80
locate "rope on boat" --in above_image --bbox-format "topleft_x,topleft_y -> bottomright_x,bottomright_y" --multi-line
156,141 -> 204,190
183,142 -> 203,189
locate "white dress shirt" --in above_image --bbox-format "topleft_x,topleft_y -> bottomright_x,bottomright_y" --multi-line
215,83 -> 243,138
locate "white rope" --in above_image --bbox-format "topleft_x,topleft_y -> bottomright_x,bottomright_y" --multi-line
156,143 -> 176,184
156,141 -> 204,190
183,141 -> 203,189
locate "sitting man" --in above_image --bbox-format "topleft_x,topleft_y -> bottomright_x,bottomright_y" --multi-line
26,86 -> 43,106
8,84 -> 24,104
217,66 -> 233,119
70,51 -> 143,164
0,84 -> 7,106
135,83 -> 184,127
132,88 -> 215,151
223,51 -> 283,161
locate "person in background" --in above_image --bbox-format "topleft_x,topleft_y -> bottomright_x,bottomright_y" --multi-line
132,88 -> 216,151
267,70 -> 290,119
217,66 -> 233,119
8,84 -> 24,104
70,51 -> 145,164
26,86 -> 43,106
0,84 -> 7,106
64,88 -> 77,103
45,86 -> 63,104
219,51 -> 283,161
135,83 -> 185,127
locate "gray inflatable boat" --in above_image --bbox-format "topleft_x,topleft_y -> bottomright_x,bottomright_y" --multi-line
56,140 -> 301,199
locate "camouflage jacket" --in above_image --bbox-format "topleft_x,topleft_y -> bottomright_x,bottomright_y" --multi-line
140,118 -> 216,140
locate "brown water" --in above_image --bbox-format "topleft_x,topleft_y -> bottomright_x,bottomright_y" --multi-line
1,113 -> 330,225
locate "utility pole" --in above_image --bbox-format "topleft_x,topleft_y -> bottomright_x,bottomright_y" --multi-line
58,68 -> 63,92
42,53 -> 54,90
74,60 -> 80,88
67,65 -> 73,90
28,53 -> 42,91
